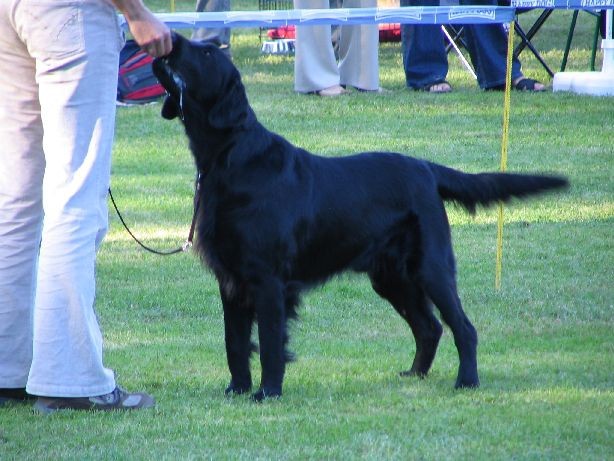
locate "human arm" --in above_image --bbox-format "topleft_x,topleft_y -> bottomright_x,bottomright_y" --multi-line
110,0 -> 172,57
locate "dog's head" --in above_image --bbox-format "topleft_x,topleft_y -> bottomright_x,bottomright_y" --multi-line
153,33 -> 254,129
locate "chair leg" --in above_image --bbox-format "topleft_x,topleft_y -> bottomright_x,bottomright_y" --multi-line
561,10 -> 579,72
514,10 -> 554,56
590,14 -> 601,71
513,20 -> 555,77
444,25 -> 468,54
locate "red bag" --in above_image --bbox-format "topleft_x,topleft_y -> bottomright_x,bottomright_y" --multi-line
267,25 -> 296,40
266,24 -> 401,42
117,40 -> 166,105
378,23 -> 401,43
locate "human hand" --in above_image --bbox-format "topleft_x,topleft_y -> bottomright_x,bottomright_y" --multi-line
112,0 -> 173,57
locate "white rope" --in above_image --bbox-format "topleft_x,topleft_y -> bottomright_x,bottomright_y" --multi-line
441,25 -> 477,79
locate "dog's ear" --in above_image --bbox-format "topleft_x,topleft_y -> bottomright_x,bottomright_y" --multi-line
161,96 -> 180,120
208,77 -> 254,130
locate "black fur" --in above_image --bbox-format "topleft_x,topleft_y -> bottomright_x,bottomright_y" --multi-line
153,34 -> 568,401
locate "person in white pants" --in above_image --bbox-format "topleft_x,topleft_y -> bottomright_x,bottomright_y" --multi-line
293,0 -> 380,96
192,0 -> 231,55
0,0 -> 171,413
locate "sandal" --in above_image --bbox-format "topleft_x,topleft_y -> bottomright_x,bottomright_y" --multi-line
489,77 -> 546,92
417,80 -> 452,93
315,85 -> 347,97
513,77 -> 546,91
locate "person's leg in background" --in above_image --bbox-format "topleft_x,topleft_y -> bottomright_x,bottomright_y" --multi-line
338,0 -> 380,92
459,0 -> 521,89
294,0 -> 343,95
400,0 -> 451,92
459,0 -> 544,90
192,0 -> 231,55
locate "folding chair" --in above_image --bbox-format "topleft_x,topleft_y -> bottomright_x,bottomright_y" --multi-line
443,25 -> 469,53
560,10 -> 602,71
513,9 -> 556,76
513,6 -> 605,76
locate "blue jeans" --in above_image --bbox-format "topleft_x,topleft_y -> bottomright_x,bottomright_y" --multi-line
400,0 -> 523,89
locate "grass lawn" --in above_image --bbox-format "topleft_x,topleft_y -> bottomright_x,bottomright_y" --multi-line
0,3 -> 612,460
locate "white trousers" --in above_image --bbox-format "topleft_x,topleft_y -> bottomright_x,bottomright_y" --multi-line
192,0 -> 231,45
0,0 -> 124,397
294,0 -> 379,93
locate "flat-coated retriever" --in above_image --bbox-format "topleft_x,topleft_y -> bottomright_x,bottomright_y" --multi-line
153,34 -> 568,401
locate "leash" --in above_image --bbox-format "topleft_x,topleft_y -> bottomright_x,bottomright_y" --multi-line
495,21 -> 515,290
108,172 -> 202,256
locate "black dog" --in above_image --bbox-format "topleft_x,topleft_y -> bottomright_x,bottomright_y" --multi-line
153,34 -> 567,401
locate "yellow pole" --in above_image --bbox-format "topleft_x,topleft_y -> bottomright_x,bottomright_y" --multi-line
495,21 -> 515,290
170,0 -> 175,13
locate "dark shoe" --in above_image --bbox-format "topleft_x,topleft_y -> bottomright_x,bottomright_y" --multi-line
0,388 -> 34,407
34,386 -> 155,414
488,77 -> 546,92
513,77 -> 546,91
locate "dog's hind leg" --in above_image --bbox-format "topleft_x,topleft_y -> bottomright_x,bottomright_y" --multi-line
369,270 -> 443,379
415,199 -> 480,389
420,258 -> 479,389
221,289 -> 255,396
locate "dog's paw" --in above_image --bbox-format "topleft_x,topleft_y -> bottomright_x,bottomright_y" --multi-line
251,387 -> 282,403
224,380 -> 252,396
454,377 -> 480,389
399,369 -> 427,379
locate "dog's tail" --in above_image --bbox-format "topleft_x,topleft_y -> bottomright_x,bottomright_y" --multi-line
428,162 -> 569,214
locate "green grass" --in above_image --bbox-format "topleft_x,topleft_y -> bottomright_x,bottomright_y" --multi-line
1,3 -> 613,460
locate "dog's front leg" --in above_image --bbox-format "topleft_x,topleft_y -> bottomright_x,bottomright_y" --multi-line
252,276 -> 286,402
221,289 -> 254,396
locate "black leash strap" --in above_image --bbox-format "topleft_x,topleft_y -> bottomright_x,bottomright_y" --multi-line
108,172 -> 202,256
